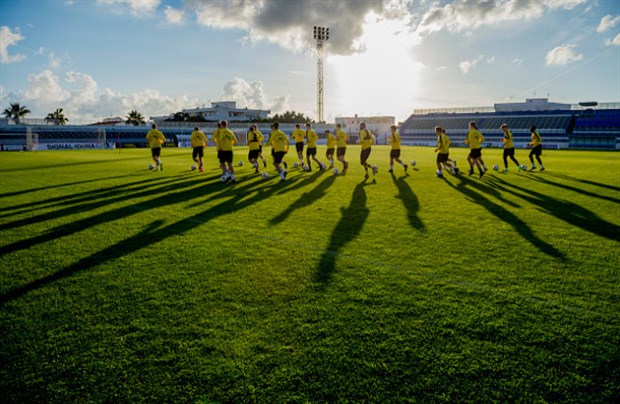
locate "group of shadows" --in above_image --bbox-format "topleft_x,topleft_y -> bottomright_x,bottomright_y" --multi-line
1,164 -> 619,305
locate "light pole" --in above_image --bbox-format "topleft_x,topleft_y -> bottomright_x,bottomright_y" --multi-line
313,26 -> 329,123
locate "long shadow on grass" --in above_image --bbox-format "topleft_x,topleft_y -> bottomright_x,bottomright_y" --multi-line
522,173 -> 620,204
315,181 -> 369,288
269,174 -> 336,224
445,175 -> 566,260
273,169 -> 324,195
390,172 -> 425,232
0,175 -> 193,218
0,175 -> 200,232
0,179 -> 281,305
545,172 -> 620,193
0,173 -> 137,200
0,174 -> 239,257
488,176 -> 620,242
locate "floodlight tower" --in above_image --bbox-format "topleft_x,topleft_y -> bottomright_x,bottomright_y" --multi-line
313,26 -> 329,123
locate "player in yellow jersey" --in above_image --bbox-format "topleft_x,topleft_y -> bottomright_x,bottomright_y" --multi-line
388,125 -> 407,173
359,122 -> 377,178
305,123 -> 324,171
464,121 -> 485,178
527,125 -> 544,171
325,129 -> 336,168
247,125 -> 264,174
217,120 -> 238,182
501,124 -> 521,172
291,123 -> 306,167
190,126 -> 208,172
269,122 -> 289,181
434,126 -> 456,177
335,123 -> 349,173
146,123 -> 166,171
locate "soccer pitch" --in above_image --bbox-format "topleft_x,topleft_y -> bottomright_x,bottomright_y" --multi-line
0,146 -> 618,402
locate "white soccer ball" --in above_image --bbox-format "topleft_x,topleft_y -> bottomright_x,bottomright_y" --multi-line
191,164 -> 197,171
302,164 -> 309,171
293,162 -> 299,168
261,172 -> 269,179
521,164 -> 528,170
148,164 -> 154,170
238,160 -> 244,166
411,160 -> 417,166
493,164 -> 499,171
333,168 -> 340,175
220,174 -> 229,182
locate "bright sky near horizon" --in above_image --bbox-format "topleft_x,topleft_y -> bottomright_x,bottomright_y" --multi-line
1,0 -> 619,124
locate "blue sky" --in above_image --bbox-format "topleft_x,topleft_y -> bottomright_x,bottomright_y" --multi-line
1,0 -> 619,124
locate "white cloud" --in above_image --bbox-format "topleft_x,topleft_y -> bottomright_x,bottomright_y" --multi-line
0,26 -> 27,64
48,51 -> 61,68
414,0 -> 586,36
545,44 -> 584,66
606,34 -> 620,46
96,0 -> 160,15
459,54 -> 495,74
219,77 -> 290,114
164,6 -> 184,24
23,70 -> 71,104
511,58 -> 523,66
597,14 -> 620,33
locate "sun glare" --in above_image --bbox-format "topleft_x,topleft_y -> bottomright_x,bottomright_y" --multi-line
327,13 -> 424,121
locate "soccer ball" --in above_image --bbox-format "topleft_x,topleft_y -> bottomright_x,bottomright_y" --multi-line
302,164 -> 309,171
191,164 -> 197,171
238,160 -> 244,166
261,172 -> 269,179
521,164 -> 528,170
411,160 -> 417,166
148,164 -> 154,170
493,164 -> 499,171
333,168 -> 340,175
293,162 -> 299,168
220,174 -> 229,183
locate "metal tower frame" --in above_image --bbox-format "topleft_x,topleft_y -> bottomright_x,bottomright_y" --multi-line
313,26 -> 329,123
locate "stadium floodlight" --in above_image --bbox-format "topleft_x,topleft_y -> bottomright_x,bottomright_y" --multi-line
313,26 -> 329,123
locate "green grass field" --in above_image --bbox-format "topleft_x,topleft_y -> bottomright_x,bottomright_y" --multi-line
0,146 -> 618,402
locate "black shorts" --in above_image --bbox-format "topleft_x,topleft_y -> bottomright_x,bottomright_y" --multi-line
219,150 -> 233,164
259,145 -> 263,153
248,149 -> 260,160
295,142 -> 304,153
390,149 -> 401,159
360,148 -> 371,164
151,147 -> 161,158
273,151 -> 286,164
326,147 -> 335,156
271,147 -> 275,156
336,147 -> 346,157
306,147 -> 317,157
503,148 -> 515,157
437,153 -> 449,163
468,148 -> 482,159
192,146 -> 204,160
530,145 -> 542,156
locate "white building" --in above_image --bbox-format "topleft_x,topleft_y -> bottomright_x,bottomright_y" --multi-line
175,101 -> 271,123
335,115 -> 396,144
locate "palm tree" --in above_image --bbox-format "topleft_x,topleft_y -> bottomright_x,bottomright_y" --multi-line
45,108 -> 69,125
125,110 -> 146,126
3,102 -> 31,125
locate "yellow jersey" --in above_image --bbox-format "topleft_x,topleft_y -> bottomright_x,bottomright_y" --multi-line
466,129 -> 484,149
146,129 -> 165,148
212,128 -> 220,150
217,128 -> 237,151
326,132 -> 336,148
389,131 -> 401,150
190,130 -> 207,148
530,131 -> 542,146
247,130 -> 263,151
306,129 -> 318,147
270,130 -> 289,153
359,129 -> 373,150
336,129 -> 348,148
292,128 -> 305,143
502,130 -> 514,148
436,133 -> 450,154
